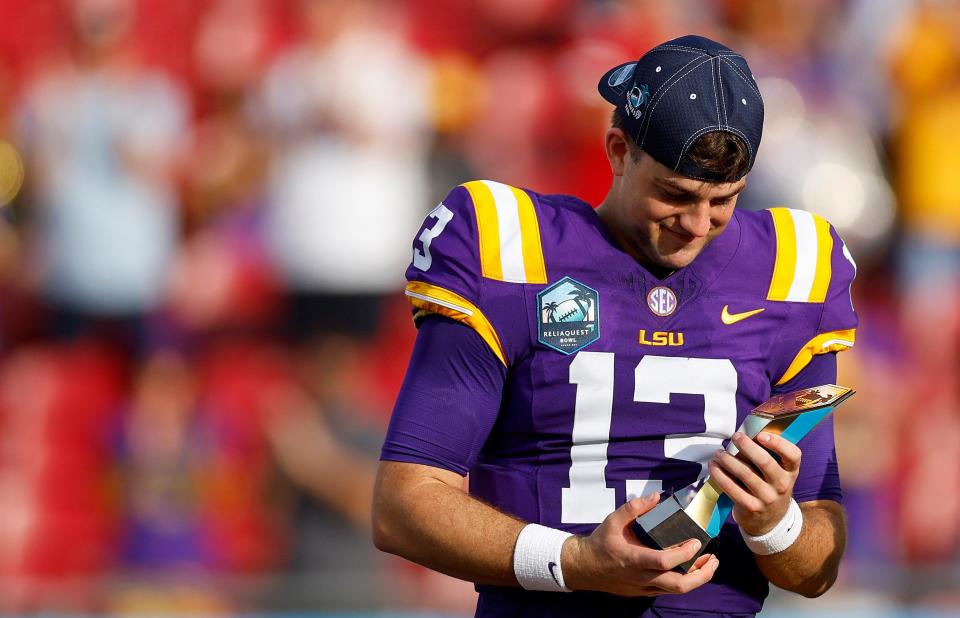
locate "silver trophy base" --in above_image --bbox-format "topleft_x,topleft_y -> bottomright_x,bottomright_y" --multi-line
636,494 -> 716,572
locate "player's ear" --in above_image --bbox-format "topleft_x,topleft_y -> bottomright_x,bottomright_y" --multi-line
605,128 -> 629,177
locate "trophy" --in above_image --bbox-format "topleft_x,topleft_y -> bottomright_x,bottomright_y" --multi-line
636,384 -> 855,572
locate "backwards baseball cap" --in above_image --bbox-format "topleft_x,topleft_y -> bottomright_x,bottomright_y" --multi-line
599,34 -> 764,182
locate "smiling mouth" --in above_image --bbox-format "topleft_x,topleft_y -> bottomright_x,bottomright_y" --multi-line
663,227 -> 696,243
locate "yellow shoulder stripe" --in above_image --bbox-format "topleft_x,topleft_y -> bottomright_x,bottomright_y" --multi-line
768,208 -> 797,300
767,208 -> 833,303
404,281 -> 508,367
512,185 -> 548,284
461,180 -> 547,284
775,329 -> 856,386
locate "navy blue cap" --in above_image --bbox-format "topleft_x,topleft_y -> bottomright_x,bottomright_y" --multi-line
599,35 -> 764,182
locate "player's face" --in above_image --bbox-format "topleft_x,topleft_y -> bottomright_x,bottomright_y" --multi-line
601,146 -> 745,274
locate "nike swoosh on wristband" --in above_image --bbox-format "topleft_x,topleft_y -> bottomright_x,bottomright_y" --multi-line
721,305 -> 765,325
548,561 -> 561,587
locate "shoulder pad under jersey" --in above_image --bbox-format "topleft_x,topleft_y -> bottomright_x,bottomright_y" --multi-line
404,180 -> 549,366
763,207 -> 858,385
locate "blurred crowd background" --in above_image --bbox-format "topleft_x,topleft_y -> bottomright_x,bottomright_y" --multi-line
0,0 -> 957,614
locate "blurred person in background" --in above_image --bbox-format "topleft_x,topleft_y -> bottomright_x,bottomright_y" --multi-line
260,0 -> 430,414
115,344 -> 315,613
117,350 -> 228,610
255,3 -> 430,602
169,0 -> 384,609
13,0 -> 188,351
170,0 -> 280,340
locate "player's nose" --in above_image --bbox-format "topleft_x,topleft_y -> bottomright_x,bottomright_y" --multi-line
678,203 -> 712,238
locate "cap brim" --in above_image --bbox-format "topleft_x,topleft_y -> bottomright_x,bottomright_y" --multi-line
598,61 -> 638,105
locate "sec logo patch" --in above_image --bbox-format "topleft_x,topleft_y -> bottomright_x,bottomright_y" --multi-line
537,277 -> 600,354
647,286 -> 677,317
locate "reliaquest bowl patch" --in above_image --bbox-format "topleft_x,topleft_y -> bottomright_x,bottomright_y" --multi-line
537,276 -> 600,354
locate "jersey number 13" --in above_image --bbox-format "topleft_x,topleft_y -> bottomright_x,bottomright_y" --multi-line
562,352 -> 738,524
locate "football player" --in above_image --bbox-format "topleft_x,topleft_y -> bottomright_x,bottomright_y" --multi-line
374,35 -> 856,617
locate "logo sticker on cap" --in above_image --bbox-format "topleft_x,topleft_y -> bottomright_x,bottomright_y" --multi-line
626,83 -> 650,120
607,64 -> 636,88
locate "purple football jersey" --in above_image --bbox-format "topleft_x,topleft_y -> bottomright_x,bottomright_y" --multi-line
386,180 -> 857,616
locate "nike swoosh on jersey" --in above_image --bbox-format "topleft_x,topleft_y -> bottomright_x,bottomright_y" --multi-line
721,305 -> 765,325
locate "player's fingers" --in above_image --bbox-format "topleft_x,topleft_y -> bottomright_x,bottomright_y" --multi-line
757,432 -> 802,473
616,492 -> 661,525
647,554 -> 719,594
712,451 -> 777,503
708,460 -> 764,513
687,552 -> 714,572
673,554 -> 719,592
730,432 -> 785,480
598,495 -> 661,546
636,538 -> 703,572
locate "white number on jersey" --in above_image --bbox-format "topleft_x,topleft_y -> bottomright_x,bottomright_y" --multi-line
562,353 -> 738,524
413,203 -> 454,271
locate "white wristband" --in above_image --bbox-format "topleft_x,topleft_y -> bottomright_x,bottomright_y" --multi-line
740,498 -> 803,555
513,524 -> 573,592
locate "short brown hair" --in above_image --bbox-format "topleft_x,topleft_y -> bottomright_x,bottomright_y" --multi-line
611,110 -> 750,182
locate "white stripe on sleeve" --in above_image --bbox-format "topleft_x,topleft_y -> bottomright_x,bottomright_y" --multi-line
786,209 -> 818,302
483,180 -> 528,283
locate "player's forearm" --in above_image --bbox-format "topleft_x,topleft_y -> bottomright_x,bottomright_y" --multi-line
755,501 -> 846,597
374,463 -> 722,596
372,461 -> 525,586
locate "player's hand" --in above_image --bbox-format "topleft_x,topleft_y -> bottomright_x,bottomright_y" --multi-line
707,431 -> 802,536
561,493 -> 719,596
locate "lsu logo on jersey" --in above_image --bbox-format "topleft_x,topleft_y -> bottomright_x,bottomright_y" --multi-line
538,277 -> 600,354
638,330 -> 684,347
